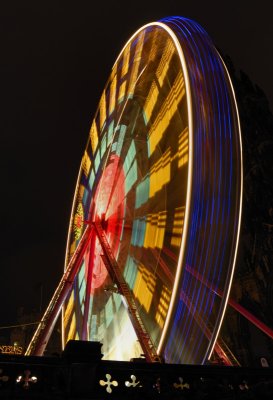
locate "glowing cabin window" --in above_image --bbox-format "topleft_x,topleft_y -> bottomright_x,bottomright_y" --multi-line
112,291 -> 122,309
87,297 -> 93,329
63,290 -> 74,329
111,142 -> 117,153
107,120 -> 114,144
99,91 -> 107,130
135,176 -> 150,208
109,74 -> 117,115
88,170 -> 95,190
143,211 -> 166,249
123,256 -> 138,289
90,315 -> 97,340
78,263 -> 86,308
127,31 -> 145,97
171,206 -> 185,247
67,313 -> 76,341
178,128 -> 189,168
124,140 -> 136,175
133,264 -> 156,312
125,159 -> 137,195
82,187 -> 89,206
121,44 -> 130,77
118,80 -> 127,104
115,125 -> 126,156
149,149 -> 171,198
78,263 -> 85,285
81,150 -> 91,177
131,218 -> 146,247
155,286 -> 171,328
148,71 -> 185,156
155,39 -> 174,87
104,171 -> 125,221
145,29 -> 160,66
105,297 -> 114,328
143,82 -> 159,124
100,132 -> 107,159
94,151 -> 101,172
90,120 -> 98,154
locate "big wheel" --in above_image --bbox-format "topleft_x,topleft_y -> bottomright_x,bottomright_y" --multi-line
62,16 -> 242,364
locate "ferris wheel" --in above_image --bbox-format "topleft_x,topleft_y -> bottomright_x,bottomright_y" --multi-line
26,16 -> 242,365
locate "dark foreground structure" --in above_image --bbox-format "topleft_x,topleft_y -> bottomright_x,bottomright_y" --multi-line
0,341 -> 273,399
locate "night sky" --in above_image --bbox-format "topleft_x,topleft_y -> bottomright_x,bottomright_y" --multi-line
1,1 -> 273,331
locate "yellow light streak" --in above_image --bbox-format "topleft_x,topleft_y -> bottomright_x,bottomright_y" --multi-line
63,291 -> 74,329
127,31 -> 145,97
143,82 -> 159,123
178,128 -> 189,168
156,39 -> 174,87
118,80 -> 127,104
149,148 -> 171,198
121,44 -> 130,77
133,264 -> 156,312
109,74 -> 117,115
99,90 -> 107,129
171,206 -> 185,247
155,286 -> 171,328
149,70 -> 185,156
67,313 -> 76,341
143,40 -> 175,124
144,211 -> 166,249
90,120 -> 99,154
110,61 -> 117,80
81,150 -> 91,177
147,28 -> 161,64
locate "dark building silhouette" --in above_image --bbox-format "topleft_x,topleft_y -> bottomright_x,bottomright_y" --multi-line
219,56 -> 273,367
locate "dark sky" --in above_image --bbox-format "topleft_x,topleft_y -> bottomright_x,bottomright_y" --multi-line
1,1 -> 273,330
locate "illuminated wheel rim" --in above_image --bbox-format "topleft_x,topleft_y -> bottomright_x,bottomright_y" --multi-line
63,16 -> 242,364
